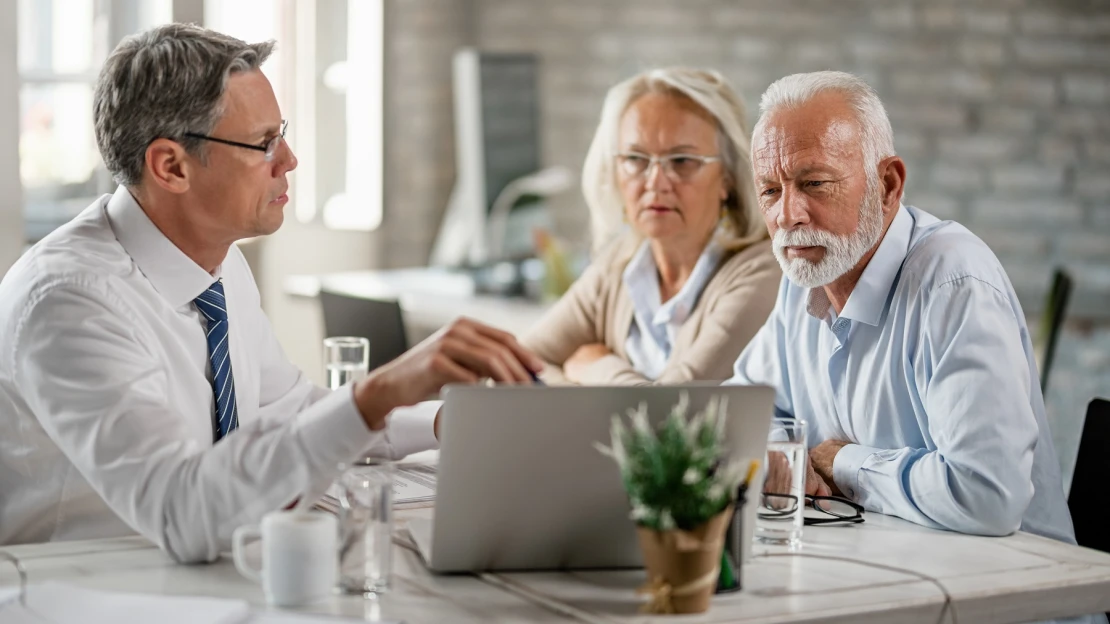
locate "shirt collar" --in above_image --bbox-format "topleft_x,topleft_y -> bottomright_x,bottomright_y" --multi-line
806,204 -> 914,326
623,240 -> 663,322
622,234 -> 724,327
105,186 -> 220,309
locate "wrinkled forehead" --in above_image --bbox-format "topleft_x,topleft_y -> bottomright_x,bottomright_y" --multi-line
752,97 -> 865,178
618,91 -> 719,149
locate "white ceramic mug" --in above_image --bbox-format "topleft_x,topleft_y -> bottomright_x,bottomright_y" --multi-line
232,510 -> 338,607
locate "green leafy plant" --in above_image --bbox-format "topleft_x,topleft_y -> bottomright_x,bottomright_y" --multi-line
595,393 -> 748,532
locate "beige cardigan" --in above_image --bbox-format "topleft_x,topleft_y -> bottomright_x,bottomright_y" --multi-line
522,236 -> 782,385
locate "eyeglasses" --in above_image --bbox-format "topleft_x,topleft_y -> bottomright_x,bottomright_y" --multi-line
615,151 -> 721,181
184,119 -> 288,162
758,494 -> 865,526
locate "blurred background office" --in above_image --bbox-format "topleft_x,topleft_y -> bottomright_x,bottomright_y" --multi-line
0,0 -> 1107,485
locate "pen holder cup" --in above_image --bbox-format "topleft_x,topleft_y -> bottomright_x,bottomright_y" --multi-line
716,490 -> 746,594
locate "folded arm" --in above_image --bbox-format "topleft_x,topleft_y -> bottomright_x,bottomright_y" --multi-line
830,277 -> 1037,536
577,249 -> 782,385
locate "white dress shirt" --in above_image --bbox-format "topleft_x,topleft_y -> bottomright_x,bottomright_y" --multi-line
0,187 -> 439,562
622,237 -> 723,379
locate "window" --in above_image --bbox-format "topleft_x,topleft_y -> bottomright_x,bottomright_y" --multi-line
17,0 -> 172,243
15,0 -> 383,240
291,0 -> 384,231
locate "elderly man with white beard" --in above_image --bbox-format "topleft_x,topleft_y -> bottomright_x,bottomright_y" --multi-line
727,71 -> 1084,555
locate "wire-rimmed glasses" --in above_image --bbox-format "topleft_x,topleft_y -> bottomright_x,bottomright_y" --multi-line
615,151 -> 721,182
758,494 -> 865,526
184,119 -> 288,162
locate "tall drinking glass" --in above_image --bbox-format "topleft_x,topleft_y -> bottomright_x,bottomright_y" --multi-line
755,418 -> 807,549
336,461 -> 394,595
324,337 -> 370,390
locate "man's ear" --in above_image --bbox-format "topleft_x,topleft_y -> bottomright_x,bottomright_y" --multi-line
877,155 -> 907,215
144,138 -> 194,195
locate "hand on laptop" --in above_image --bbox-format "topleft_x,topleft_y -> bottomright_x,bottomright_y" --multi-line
353,317 -> 543,430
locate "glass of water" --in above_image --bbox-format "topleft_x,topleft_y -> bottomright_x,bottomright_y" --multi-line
755,418 -> 807,549
336,461 -> 393,595
324,337 -> 370,390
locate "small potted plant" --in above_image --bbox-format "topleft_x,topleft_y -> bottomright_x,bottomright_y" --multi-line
596,393 -> 752,615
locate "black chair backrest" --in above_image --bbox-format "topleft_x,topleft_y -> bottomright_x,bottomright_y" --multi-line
1037,268 -> 1073,393
1068,398 -> 1110,554
319,290 -> 409,372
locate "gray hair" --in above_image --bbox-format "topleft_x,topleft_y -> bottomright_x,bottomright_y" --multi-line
94,23 -> 274,187
754,71 -> 895,173
581,67 -> 767,254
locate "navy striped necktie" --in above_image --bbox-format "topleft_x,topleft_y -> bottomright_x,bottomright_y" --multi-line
194,279 -> 238,441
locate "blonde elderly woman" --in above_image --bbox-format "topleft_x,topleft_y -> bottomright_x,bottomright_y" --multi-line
523,68 -> 781,385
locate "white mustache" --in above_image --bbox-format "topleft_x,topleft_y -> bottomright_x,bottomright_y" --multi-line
774,227 -> 840,250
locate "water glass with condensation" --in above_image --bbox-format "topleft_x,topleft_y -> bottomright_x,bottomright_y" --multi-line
755,418 -> 808,549
324,336 -> 370,390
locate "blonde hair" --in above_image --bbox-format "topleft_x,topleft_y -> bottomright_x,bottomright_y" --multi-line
581,67 -> 766,254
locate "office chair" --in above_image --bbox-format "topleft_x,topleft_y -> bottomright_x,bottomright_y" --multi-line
1034,268 -> 1073,394
1068,398 -> 1110,555
319,290 -> 409,372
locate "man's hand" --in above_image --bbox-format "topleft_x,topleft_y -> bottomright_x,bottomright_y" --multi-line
764,450 -> 831,502
352,318 -> 543,429
805,456 -> 832,497
563,343 -> 612,383
809,439 -> 851,497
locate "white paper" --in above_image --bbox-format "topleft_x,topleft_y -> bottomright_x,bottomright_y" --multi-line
392,464 -> 436,503
317,463 -> 437,513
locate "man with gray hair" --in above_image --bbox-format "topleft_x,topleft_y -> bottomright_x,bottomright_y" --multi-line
728,72 -> 1079,548
0,24 -> 542,563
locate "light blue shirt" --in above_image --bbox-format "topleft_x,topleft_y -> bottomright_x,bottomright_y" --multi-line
728,204 -> 1076,544
623,238 -> 723,379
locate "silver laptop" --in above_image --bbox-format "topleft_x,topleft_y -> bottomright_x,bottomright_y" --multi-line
408,384 -> 775,573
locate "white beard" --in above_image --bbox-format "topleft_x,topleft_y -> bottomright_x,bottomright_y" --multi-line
772,182 -> 885,289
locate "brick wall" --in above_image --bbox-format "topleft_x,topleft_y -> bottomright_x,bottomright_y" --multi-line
383,0 -> 1110,319
379,0 -> 1110,478
381,0 -> 474,268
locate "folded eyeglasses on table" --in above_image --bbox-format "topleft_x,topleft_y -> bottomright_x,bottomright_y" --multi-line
758,494 -> 866,526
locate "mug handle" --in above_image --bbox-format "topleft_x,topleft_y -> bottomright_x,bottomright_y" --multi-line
232,525 -> 263,583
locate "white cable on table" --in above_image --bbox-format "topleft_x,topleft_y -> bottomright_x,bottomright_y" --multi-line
760,552 -> 959,624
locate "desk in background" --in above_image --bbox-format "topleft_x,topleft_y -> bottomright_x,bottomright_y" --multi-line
285,267 -> 552,340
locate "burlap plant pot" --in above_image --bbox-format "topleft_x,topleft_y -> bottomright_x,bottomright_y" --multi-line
634,505 -> 734,614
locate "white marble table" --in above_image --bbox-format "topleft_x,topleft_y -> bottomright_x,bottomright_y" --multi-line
0,527 -> 557,623
473,509 -> 1110,624
3,505 -> 1109,624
